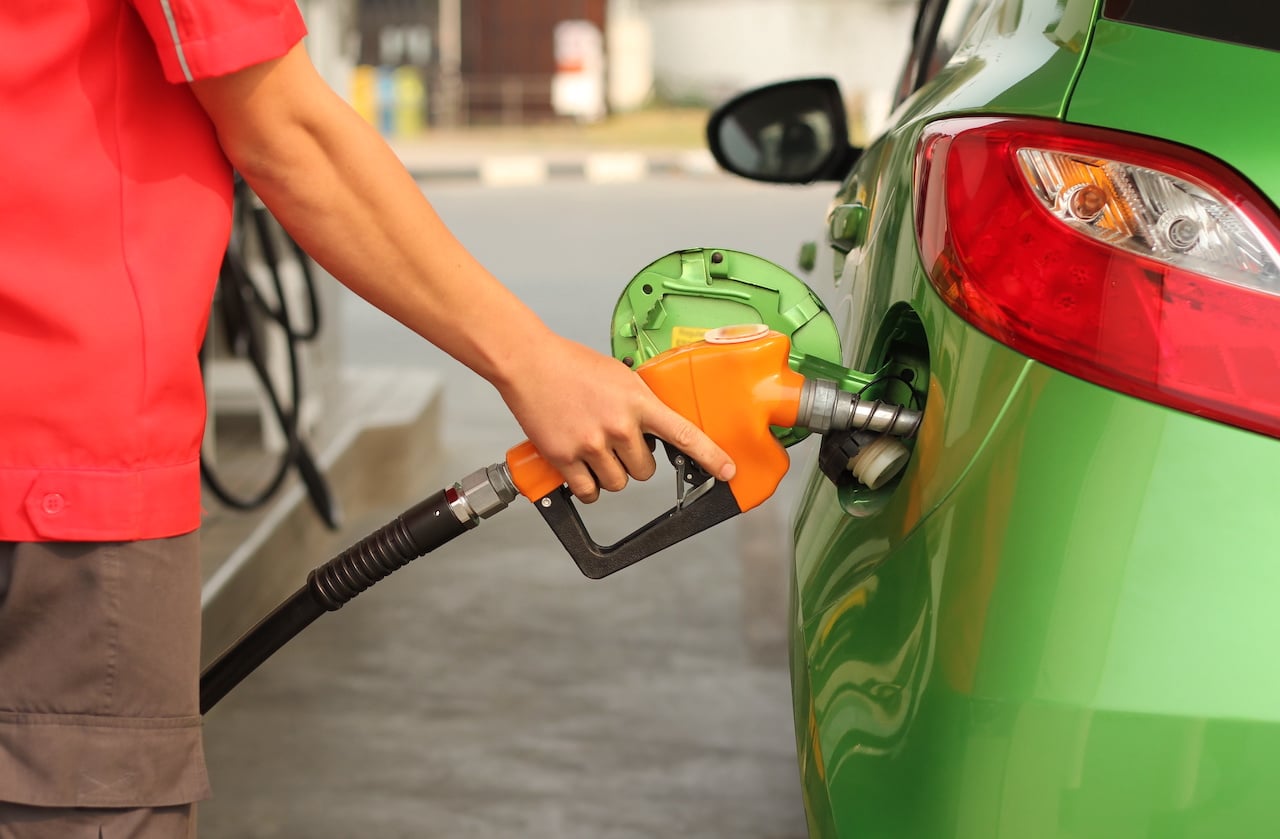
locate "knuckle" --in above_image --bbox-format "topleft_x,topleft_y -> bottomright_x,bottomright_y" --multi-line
565,472 -> 598,503
578,434 -> 610,460
604,417 -> 636,445
631,457 -> 656,482
669,419 -> 700,450
543,447 -> 576,473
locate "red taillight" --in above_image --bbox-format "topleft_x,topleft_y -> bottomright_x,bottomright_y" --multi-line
915,117 -> 1280,439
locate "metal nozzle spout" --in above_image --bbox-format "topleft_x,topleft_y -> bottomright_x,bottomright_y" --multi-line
798,379 -> 922,437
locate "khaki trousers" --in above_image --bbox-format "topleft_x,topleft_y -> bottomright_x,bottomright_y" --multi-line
0,536 -> 209,837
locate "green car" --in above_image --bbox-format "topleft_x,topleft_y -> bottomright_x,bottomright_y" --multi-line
703,0 -> 1280,835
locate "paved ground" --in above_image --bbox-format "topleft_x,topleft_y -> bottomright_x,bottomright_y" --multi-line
385,139 -> 721,186
200,451 -> 806,838
198,176 -> 831,837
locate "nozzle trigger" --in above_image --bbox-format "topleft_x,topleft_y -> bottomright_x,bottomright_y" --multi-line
534,479 -> 741,579
664,442 -> 715,510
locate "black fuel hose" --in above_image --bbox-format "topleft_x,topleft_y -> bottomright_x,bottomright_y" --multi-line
200,489 -> 472,713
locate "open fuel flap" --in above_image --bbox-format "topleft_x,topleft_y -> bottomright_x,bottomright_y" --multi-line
610,248 -> 922,490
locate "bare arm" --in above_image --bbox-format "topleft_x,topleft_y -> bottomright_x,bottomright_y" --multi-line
190,44 -> 734,501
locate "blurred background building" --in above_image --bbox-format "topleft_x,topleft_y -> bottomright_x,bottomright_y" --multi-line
341,0 -> 915,137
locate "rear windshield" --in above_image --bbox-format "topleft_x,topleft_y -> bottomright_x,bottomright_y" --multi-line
1104,0 -> 1280,53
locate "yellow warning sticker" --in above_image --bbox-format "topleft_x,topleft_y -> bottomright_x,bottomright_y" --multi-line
671,326 -> 710,347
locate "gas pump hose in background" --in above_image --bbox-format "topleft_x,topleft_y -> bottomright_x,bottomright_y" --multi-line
200,177 -> 341,529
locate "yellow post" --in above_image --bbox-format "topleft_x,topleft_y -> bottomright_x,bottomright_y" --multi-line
349,65 -> 378,127
392,66 -> 426,138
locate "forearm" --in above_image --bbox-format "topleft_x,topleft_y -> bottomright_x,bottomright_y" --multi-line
191,44 -> 735,498
192,47 -> 549,390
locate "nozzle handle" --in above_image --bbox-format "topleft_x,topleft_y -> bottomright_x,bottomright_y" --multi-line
534,480 -> 741,579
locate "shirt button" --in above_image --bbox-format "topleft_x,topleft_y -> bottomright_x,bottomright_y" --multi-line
42,493 -> 65,515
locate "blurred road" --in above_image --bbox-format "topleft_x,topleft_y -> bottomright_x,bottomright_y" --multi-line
200,176 -> 833,838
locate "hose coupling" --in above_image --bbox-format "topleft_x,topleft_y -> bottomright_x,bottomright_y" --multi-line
449,463 -> 519,525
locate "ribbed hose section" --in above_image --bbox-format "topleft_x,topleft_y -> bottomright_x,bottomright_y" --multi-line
308,516 -> 418,609
308,489 -> 471,610
201,489 -> 475,713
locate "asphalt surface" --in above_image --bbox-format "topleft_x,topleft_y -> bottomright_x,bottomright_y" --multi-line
199,176 -> 833,838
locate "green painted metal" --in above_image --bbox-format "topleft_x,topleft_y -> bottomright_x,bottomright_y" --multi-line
1067,21 -> 1280,204
893,0 -> 1099,127
610,247 -> 845,369
792,349 -> 1280,837
820,0 -> 1101,318
610,247 -> 863,447
780,0 -> 1280,836
797,240 -> 818,274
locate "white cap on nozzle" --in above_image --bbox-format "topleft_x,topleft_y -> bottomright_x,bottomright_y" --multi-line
849,436 -> 911,490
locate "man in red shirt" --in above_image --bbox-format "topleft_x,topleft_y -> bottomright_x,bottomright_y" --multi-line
0,1 -> 735,835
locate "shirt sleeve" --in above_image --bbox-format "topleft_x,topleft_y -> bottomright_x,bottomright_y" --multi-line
127,0 -> 308,83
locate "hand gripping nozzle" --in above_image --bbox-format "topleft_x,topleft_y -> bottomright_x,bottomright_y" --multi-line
503,327 -> 922,579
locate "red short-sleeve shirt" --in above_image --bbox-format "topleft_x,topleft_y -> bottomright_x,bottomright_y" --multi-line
0,1 -> 306,541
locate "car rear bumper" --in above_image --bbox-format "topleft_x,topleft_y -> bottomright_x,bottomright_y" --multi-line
790,355 -> 1280,837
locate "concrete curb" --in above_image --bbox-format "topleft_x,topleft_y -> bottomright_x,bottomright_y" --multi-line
200,366 -> 444,664
393,147 -> 724,185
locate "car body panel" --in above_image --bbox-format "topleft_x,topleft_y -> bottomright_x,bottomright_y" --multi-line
1067,20 -> 1280,206
794,353 -> 1280,836
821,0 -> 1099,338
891,0 -> 1097,130
783,2 -> 1280,837
800,0 -> 1100,618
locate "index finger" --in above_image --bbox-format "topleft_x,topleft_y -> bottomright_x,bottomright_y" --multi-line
644,405 -> 736,483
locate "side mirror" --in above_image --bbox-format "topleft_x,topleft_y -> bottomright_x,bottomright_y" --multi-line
706,78 -> 860,184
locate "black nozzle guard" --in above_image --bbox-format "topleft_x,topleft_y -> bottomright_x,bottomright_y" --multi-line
818,430 -> 865,484
536,480 -> 742,579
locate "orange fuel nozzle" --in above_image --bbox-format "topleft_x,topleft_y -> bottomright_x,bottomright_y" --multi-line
505,327 -> 804,513
501,327 -> 921,579
634,326 -> 804,512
